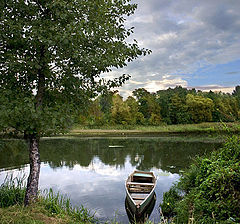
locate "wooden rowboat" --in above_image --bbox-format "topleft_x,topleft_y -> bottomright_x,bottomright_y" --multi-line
125,170 -> 157,216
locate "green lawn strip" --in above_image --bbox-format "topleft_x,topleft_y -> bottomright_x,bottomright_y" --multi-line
67,122 -> 240,136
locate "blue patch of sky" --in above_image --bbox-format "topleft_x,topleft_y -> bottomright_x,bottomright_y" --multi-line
186,59 -> 240,87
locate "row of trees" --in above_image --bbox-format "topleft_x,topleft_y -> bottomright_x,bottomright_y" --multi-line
80,86 -> 240,125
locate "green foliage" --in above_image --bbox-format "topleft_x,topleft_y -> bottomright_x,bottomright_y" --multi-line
125,96 -> 143,124
186,94 -> 214,123
233,86 -> 240,96
1,0 -> 150,137
87,99 -> 105,126
0,175 -> 26,208
132,88 -> 161,125
211,94 -> 239,122
169,93 -> 191,124
160,136 -> 240,223
149,113 -> 162,125
111,93 -> 132,125
78,86 -> 240,126
160,186 -> 182,218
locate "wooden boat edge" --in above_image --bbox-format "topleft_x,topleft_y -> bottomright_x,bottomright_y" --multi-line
125,170 -> 157,214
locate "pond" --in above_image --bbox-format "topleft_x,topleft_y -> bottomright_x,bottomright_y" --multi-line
0,137 -> 222,223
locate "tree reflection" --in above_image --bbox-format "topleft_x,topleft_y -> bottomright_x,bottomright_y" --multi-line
0,138 -> 222,173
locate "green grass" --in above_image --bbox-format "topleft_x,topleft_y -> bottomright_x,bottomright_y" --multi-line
0,176 -> 95,224
0,174 -> 26,208
68,122 -> 240,136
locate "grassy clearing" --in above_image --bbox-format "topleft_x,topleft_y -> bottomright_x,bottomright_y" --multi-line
68,122 -> 240,136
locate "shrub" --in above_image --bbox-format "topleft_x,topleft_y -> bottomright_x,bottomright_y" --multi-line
160,136 -> 240,223
160,186 -> 182,218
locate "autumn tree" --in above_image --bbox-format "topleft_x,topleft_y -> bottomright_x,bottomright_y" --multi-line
0,0 -> 150,205
186,94 -> 214,123
125,96 -> 145,124
111,93 -> 131,124
133,88 -> 161,123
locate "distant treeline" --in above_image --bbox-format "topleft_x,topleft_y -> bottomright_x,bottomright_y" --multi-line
79,85 -> 240,125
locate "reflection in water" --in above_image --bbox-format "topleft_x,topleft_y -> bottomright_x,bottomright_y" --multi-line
125,192 -> 156,223
0,138 -> 222,173
0,137 -> 222,223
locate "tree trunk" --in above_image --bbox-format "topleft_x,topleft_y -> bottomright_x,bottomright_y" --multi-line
24,45 -> 46,206
24,135 -> 41,206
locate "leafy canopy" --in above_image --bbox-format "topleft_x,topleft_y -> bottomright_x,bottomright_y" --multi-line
0,0 -> 150,136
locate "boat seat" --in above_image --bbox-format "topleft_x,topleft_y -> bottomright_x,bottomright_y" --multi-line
127,182 -> 154,186
133,173 -> 153,178
132,197 -> 146,200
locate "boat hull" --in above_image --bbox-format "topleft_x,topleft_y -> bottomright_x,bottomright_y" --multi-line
126,188 -> 155,215
125,193 -> 156,223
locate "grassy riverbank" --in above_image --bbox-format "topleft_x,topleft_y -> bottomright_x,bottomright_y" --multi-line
160,136 -> 240,223
1,122 -> 239,139
0,177 -> 95,224
67,122 -> 240,137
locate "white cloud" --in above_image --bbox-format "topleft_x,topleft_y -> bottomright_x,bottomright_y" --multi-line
144,77 -> 187,93
157,32 -> 178,42
102,0 -> 240,96
189,85 -> 235,93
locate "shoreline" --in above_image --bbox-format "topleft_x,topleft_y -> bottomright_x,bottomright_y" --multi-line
63,122 -> 240,137
1,122 -> 239,139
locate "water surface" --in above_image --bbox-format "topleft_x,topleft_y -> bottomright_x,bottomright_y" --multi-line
0,137 -> 222,223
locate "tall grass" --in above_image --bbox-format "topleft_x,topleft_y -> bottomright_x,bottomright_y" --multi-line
0,175 -> 95,223
0,174 -> 26,208
40,188 -> 95,223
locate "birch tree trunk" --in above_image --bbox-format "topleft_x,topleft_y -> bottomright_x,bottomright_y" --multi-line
24,136 -> 41,206
24,45 -> 46,206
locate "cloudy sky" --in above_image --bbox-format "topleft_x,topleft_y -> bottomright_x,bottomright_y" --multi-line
106,0 -> 240,97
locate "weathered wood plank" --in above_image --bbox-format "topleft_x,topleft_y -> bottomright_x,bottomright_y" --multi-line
129,189 -> 151,193
132,197 -> 146,200
127,182 -> 154,186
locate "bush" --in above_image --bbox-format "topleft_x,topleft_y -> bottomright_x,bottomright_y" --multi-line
160,136 -> 240,223
160,186 -> 182,218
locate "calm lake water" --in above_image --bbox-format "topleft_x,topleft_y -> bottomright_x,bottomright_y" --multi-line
0,137 -> 222,223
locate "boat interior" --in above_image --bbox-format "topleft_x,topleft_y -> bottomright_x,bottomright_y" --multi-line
126,171 -> 155,205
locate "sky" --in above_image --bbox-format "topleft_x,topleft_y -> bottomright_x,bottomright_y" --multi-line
105,0 -> 240,97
